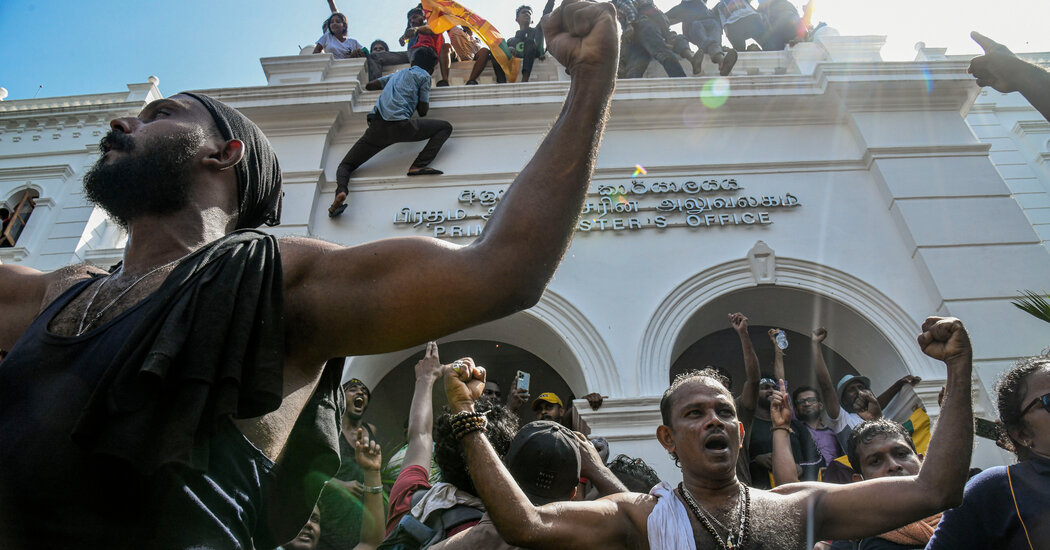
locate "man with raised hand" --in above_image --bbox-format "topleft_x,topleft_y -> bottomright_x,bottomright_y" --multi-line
441,317 -> 975,550
0,1 -> 620,547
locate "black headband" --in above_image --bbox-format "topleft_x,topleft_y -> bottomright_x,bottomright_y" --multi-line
181,92 -> 283,229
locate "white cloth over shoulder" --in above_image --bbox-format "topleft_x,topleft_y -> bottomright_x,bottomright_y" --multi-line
647,481 -> 696,550
411,481 -> 486,523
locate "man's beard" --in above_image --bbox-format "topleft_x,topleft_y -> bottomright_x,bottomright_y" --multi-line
83,128 -> 205,228
798,409 -> 820,422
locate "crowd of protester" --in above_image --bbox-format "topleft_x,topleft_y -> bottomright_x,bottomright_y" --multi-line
311,0 -> 823,84
294,309 -> 1049,550
3,0 -> 1050,548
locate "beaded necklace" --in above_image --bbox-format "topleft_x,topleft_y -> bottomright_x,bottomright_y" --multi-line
678,482 -> 751,550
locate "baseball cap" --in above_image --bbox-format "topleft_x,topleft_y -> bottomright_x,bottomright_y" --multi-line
836,374 -> 871,402
505,421 -> 581,505
531,392 -> 564,410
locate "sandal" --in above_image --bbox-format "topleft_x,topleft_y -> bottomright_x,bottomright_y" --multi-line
328,191 -> 348,218
407,167 -> 444,176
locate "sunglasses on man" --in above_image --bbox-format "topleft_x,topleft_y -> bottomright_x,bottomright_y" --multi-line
1020,392 -> 1050,416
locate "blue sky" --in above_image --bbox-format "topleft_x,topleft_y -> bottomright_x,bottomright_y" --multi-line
2,0 -> 1049,101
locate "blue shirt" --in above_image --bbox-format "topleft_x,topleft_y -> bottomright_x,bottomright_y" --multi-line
372,66 -> 431,122
926,454 -> 1050,549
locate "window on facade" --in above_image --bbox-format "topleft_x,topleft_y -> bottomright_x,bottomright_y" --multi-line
1,189 -> 38,248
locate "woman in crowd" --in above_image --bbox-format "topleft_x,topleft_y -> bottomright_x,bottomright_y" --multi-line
927,355 -> 1050,549
312,0 -> 365,59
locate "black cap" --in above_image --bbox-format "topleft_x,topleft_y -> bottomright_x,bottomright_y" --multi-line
505,421 -> 581,505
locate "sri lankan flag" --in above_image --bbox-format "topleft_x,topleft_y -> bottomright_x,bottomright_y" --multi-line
422,0 -> 523,82
900,407 -> 931,455
833,407 -> 933,470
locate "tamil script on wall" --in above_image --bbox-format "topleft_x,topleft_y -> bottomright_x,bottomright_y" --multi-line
392,178 -> 801,238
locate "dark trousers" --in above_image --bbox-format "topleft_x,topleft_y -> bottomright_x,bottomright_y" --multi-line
366,51 -> 410,81
634,18 -> 687,78
724,13 -> 767,52
685,18 -> 725,57
335,116 -> 453,192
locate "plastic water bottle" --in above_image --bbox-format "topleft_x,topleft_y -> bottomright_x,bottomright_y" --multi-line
775,330 -> 789,350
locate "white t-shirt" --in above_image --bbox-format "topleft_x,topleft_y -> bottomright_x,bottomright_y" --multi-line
826,409 -> 864,434
316,32 -> 362,59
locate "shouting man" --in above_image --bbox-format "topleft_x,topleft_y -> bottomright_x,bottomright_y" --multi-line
0,1 -> 620,548
441,316 -> 976,550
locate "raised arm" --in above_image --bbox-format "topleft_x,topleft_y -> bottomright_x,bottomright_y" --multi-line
969,32 -> 1050,122
768,329 -> 786,382
443,360 -> 647,550
353,430 -> 385,550
802,317 -> 974,540
404,342 -> 443,470
809,328 -> 843,418
876,374 -> 921,410
730,312 -> 760,410
282,0 -> 620,362
574,431 -> 628,497
326,0 -> 338,14
770,380 -> 800,486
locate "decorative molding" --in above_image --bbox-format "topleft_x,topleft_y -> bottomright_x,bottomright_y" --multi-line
1013,120 -> 1050,140
747,241 -> 776,284
576,397 -> 663,443
0,247 -> 29,263
635,257 -> 939,395
0,164 -> 74,183
530,288 -> 622,395
345,289 -> 618,396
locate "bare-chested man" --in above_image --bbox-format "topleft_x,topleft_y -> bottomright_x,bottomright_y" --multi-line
0,1 -> 619,548
441,316 -> 975,550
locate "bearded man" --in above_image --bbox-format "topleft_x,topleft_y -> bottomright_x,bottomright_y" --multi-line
0,1 -> 619,548
442,316 -> 976,550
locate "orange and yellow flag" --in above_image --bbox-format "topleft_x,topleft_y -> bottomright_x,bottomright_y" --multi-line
422,0 -> 523,82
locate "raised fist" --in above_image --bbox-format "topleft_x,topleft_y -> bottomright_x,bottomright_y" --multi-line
543,0 -> 619,76
444,357 -> 487,414
917,316 -> 972,368
729,312 -> 749,334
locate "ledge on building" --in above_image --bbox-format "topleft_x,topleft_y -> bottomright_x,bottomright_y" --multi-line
0,246 -> 30,263
259,33 -> 891,90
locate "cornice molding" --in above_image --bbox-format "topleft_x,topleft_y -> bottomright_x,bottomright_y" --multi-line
0,164 -> 75,182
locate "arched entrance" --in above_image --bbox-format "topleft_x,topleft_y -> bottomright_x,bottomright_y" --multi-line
343,293 -> 617,454
667,284 -> 910,396
637,257 -> 940,396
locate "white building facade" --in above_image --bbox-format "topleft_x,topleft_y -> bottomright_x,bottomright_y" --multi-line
2,36 -> 1048,481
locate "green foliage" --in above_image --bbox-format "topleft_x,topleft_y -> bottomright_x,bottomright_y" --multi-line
1013,290 -> 1050,325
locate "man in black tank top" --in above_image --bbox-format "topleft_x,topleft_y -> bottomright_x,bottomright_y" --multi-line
0,3 -> 622,548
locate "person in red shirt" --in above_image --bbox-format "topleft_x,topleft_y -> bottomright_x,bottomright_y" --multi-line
401,7 -> 453,86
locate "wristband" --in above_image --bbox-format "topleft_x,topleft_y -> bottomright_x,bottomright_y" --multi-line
363,485 -> 383,494
771,426 -> 793,434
